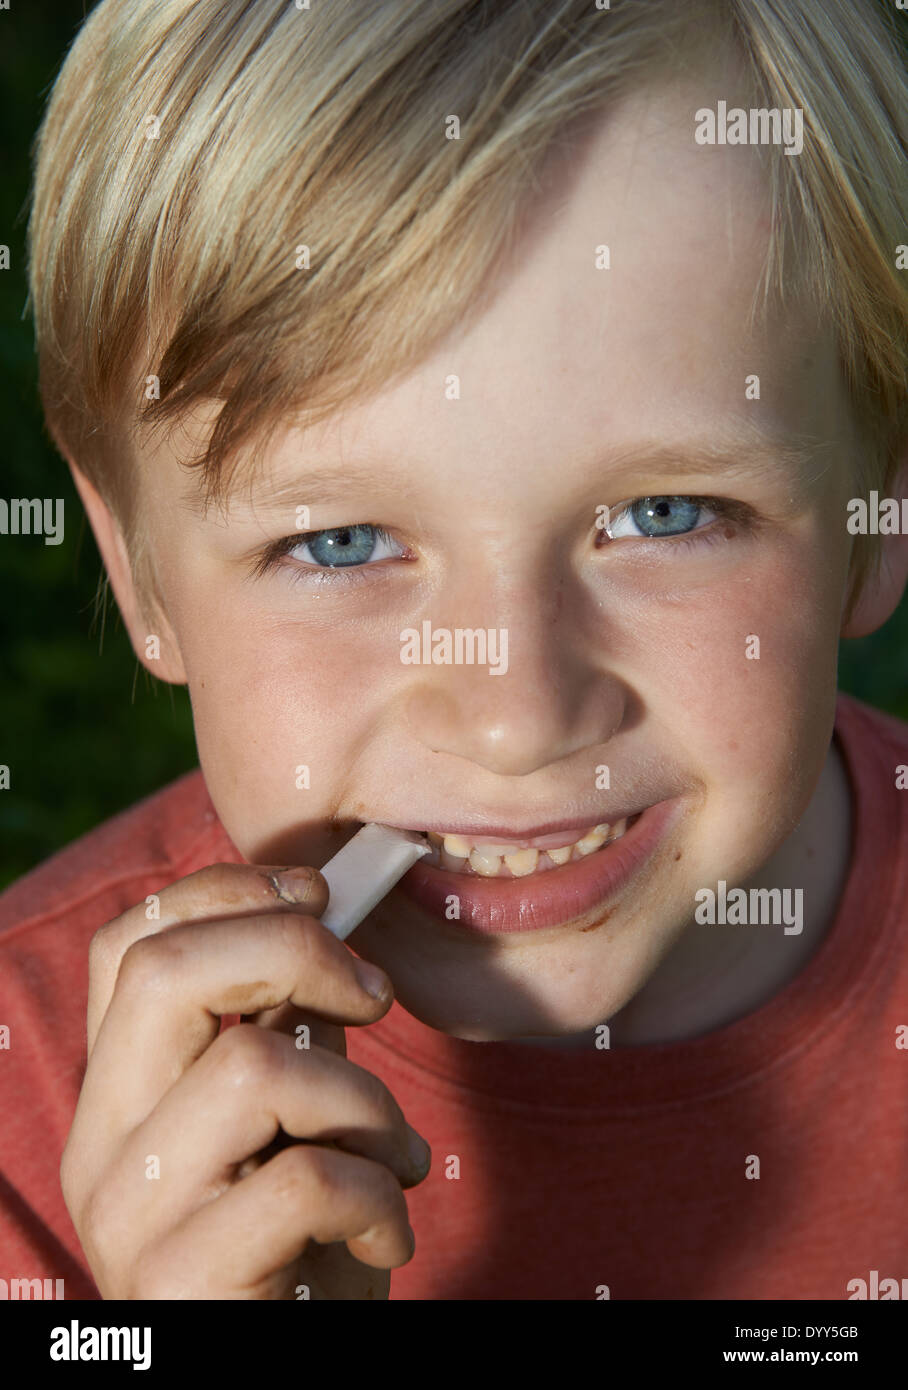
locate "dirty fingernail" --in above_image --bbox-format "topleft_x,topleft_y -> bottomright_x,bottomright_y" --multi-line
267,866 -> 320,904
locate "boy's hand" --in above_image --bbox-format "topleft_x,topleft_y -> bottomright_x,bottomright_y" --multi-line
60,863 -> 431,1300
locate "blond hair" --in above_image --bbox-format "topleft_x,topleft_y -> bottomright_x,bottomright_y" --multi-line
26,0 -> 907,617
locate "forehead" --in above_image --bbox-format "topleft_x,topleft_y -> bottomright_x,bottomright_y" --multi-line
157,65 -> 849,513
368,73 -> 841,466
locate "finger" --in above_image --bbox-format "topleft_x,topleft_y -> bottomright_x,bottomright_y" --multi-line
83,1025 -> 430,1252
87,862 -> 329,1056
131,1144 -> 415,1298
77,909 -> 392,1170
242,999 -> 347,1058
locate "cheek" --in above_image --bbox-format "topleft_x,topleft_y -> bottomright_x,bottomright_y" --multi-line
633,539 -> 841,803
177,613 -> 377,846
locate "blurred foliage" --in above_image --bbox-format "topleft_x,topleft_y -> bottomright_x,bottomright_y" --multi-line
0,2 -> 905,892
0,3 -> 198,891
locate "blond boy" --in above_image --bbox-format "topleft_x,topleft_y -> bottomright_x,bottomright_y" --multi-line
1,0 -> 906,1299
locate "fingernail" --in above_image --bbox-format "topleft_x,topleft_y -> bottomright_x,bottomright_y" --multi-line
406,1127 -> 431,1173
267,866 -> 318,904
353,956 -> 390,999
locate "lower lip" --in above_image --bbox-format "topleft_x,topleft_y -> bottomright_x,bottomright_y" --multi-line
394,798 -> 682,934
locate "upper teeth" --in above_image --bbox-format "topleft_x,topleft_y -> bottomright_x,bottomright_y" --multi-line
425,821 -> 629,877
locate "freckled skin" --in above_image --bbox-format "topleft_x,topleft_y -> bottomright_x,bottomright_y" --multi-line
93,58 -> 895,1048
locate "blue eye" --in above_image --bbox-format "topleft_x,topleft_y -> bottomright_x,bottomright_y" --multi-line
289,524 -> 401,568
254,494 -> 748,591
607,496 -> 717,539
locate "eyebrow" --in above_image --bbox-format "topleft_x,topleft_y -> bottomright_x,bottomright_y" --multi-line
180,462 -> 387,517
602,437 -> 833,493
184,433 -> 831,517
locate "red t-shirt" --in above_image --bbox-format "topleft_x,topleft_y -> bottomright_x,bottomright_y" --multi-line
1,692 -> 905,1299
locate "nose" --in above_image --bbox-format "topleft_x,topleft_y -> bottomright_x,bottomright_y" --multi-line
398,561 -> 627,778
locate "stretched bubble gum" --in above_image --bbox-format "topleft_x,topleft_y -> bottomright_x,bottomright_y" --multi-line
318,823 -> 431,942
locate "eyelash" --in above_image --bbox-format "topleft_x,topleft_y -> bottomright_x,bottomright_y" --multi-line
602,495 -> 754,550
252,526 -> 400,587
253,498 -> 754,586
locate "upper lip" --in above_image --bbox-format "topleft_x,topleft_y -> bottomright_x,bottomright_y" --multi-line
373,809 -> 648,848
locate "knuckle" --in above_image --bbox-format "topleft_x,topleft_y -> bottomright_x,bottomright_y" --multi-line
281,1144 -> 336,1204
273,1142 -> 402,1213
266,1142 -> 407,1245
265,1141 -> 332,1208
212,1021 -> 281,1091
117,931 -> 180,997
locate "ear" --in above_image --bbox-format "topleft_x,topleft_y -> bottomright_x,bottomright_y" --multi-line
841,449 -> 908,639
67,457 -> 188,684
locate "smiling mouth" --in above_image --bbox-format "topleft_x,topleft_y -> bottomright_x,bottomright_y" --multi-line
391,799 -> 681,935
420,814 -> 643,879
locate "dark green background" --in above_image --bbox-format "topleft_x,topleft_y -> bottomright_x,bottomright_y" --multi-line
1,3 -> 906,892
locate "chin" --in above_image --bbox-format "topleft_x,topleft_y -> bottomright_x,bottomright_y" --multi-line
390,968 -> 638,1043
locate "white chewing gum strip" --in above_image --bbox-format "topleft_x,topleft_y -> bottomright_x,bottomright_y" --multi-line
318,823 -> 431,942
